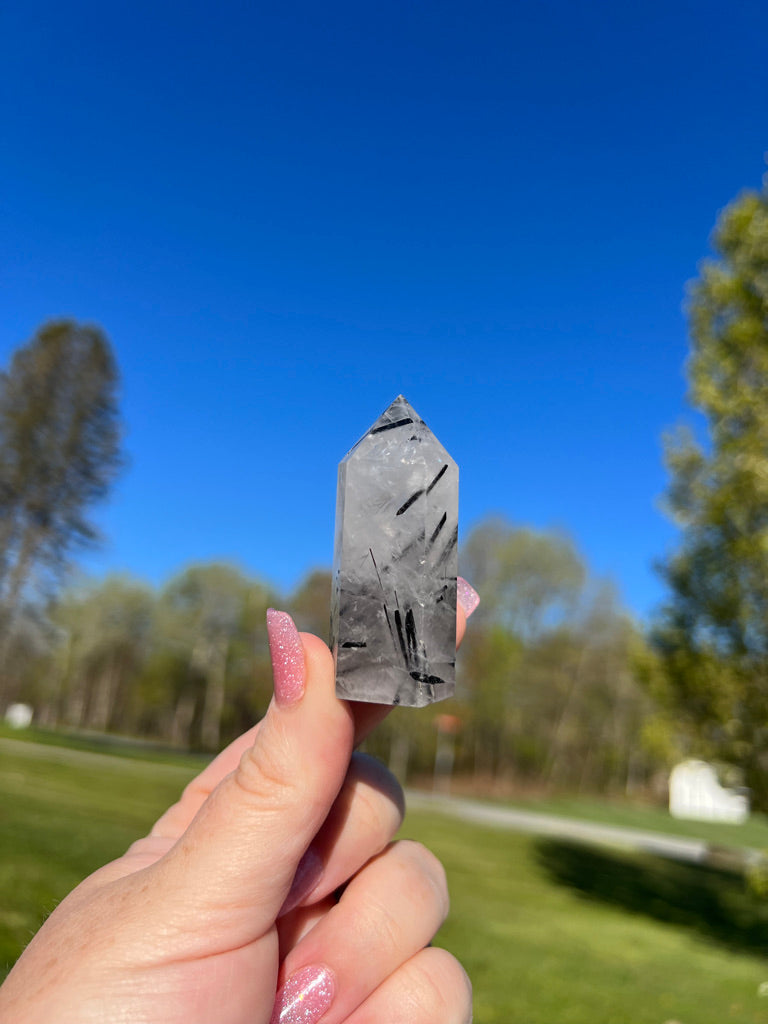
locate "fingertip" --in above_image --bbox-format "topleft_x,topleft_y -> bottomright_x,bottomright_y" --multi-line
456,604 -> 467,648
298,631 -> 336,670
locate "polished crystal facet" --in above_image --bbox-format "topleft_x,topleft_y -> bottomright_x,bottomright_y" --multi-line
331,396 -> 458,707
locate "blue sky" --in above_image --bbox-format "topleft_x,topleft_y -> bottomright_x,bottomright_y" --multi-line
1,0 -> 767,621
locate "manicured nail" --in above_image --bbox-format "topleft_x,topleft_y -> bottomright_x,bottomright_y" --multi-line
267,609 -> 305,706
279,846 -> 324,917
269,964 -> 335,1024
457,577 -> 480,617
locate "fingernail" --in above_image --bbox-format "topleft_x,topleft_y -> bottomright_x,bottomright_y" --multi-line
270,964 -> 335,1024
267,609 -> 305,706
279,846 -> 324,917
457,577 -> 480,618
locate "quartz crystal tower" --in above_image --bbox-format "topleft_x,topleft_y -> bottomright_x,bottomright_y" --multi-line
331,396 -> 458,707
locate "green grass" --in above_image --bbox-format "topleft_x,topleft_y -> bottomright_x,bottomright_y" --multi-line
0,738 -> 195,971
2,737 -> 768,1022
406,813 -> 768,1023
0,722 -> 211,770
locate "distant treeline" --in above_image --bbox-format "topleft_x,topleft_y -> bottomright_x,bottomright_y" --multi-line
0,519 -> 675,796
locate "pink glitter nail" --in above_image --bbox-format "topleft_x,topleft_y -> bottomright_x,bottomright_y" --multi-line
269,964 -> 335,1024
267,609 -> 305,706
457,576 -> 480,618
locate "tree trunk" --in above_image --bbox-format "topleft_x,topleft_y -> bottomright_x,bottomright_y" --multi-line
433,732 -> 455,794
88,655 -> 120,731
0,518 -> 19,599
0,529 -> 39,675
170,692 -> 197,748
199,636 -> 229,751
389,731 -> 411,784
473,729 -> 493,783
36,636 -> 69,727
543,649 -> 589,785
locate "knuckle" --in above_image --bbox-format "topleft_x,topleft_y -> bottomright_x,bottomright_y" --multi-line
354,775 -> 404,843
349,753 -> 406,820
369,895 -> 403,957
396,840 -> 450,921
234,733 -> 299,809
180,776 -> 205,804
401,948 -> 473,1024
350,878 -> 405,959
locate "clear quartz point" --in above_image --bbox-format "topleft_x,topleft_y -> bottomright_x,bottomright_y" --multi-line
331,395 -> 458,707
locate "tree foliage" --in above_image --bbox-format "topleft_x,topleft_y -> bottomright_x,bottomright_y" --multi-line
461,518 -> 585,639
2,527 -> 663,796
45,575 -> 155,733
0,321 -> 122,666
655,175 -> 768,806
366,519 -> 659,795
157,564 -> 273,749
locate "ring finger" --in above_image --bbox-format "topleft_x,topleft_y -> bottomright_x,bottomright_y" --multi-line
271,840 -> 449,1024
344,946 -> 473,1024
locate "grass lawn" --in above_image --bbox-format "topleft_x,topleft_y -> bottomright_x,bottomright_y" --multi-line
0,737 -> 194,973
0,722 -> 211,770
410,812 -> 768,1024
2,736 -> 768,1022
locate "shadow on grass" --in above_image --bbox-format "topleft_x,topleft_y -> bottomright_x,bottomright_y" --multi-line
535,838 -> 768,957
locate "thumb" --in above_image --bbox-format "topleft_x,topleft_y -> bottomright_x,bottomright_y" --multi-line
146,611 -> 354,948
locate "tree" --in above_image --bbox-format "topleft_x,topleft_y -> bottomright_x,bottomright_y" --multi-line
48,575 -> 154,732
288,569 -> 332,638
159,564 -> 273,750
537,587 -> 654,795
0,320 -> 122,681
461,518 -> 585,640
655,173 -> 768,806
458,519 -> 584,784
451,519 -> 660,794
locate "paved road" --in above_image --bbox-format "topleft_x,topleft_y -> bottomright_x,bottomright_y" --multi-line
406,790 -> 761,867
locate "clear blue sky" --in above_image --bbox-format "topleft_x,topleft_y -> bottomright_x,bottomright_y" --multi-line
1,0 -> 767,622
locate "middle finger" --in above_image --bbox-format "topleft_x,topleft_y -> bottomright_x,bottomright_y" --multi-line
278,752 -> 405,917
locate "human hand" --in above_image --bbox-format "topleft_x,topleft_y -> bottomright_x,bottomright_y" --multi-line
0,586 -> 478,1024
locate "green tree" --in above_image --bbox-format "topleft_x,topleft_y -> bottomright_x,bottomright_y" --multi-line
458,519 -> 585,785
655,174 -> 768,806
537,589 -> 655,795
455,520 -> 659,794
48,575 -> 154,732
288,569 -> 332,638
0,320 -> 122,683
0,604 -> 54,715
159,564 -> 272,750
461,518 -> 585,640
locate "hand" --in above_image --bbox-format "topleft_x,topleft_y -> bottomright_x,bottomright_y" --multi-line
0,588 -> 478,1024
